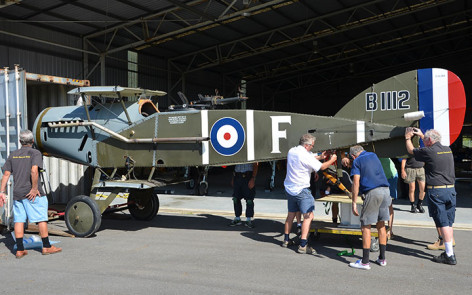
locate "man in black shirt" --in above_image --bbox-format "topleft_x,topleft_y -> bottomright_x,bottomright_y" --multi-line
405,128 -> 456,265
0,130 -> 62,258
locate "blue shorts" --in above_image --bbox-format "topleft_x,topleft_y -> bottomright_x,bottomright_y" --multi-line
13,196 -> 49,223
427,187 -> 456,227
286,188 -> 314,214
387,175 -> 398,200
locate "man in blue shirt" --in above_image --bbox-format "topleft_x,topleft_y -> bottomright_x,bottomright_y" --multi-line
349,145 -> 391,270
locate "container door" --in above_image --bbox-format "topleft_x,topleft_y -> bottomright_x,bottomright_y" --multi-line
0,66 -> 27,229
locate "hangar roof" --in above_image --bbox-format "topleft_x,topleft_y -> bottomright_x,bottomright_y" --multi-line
1,0 -> 471,95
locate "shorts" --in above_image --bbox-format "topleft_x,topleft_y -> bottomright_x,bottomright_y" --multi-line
13,196 -> 48,223
360,187 -> 391,226
286,188 -> 314,214
427,187 -> 456,227
387,174 -> 398,200
404,167 -> 425,183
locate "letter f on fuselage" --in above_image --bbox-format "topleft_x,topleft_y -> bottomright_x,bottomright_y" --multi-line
270,116 -> 291,153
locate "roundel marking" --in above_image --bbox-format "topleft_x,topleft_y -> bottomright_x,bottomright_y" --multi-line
210,117 -> 245,156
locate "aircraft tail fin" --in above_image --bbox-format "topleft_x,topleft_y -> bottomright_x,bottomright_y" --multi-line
335,68 -> 466,146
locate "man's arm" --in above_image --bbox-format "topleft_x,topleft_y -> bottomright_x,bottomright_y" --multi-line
0,171 -> 11,207
405,127 -> 424,155
320,154 -> 337,171
351,174 -> 360,216
248,162 -> 259,189
401,159 -> 407,179
405,129 -> 415,155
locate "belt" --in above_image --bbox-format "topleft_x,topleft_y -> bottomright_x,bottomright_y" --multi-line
426,184 -> 454,189
234,171 -> 253,178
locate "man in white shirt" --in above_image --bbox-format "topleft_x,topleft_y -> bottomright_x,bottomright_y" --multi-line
282,134 -> 337,254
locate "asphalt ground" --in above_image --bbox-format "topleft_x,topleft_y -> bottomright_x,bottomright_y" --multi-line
0,165 -> 471,294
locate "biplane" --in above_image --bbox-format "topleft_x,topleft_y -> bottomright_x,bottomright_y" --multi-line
32,68 -> 466,237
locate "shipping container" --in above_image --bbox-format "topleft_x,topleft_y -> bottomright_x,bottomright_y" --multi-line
0,65 -> 90,228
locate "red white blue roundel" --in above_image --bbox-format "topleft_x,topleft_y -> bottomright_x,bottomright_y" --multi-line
210,117 -> 245,156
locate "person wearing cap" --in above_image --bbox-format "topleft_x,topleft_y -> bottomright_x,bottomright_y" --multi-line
405,128 -> 457,265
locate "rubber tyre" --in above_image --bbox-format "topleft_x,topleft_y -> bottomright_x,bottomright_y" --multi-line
198,182 -> 208,196
65,195 -> 102,238
185,179 -> 195,189
128,190 -> 160,221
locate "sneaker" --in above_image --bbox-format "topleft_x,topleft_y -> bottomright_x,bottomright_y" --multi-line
427,238 -> 456,250
15,250 -> 28,259
229,218 -> 242,226
281,240 -> 292,248
245,220 -> 254,228
42,245 -> 62,255
349,259 -> 371,270
297,245 -> 316,254
376,258 -> 387,266
432,251 -> 457,265
410,204 -> 417,213
417,204 -> 425,213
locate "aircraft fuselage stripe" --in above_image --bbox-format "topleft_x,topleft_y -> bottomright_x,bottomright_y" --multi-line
201,110 -> 209,165
432,68 -> 450,146
419,68 -> 451,146
246,110 -> 255,161
356,121 -> 365,143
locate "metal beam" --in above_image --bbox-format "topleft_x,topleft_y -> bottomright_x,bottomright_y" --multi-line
168,0 -> 453,74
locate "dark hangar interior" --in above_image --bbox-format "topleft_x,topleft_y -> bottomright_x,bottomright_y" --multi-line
1,0 -> 471,122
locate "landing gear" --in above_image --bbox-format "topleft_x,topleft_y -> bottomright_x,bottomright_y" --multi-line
184,167 -> 196,189
128,189 -> 160,221
65,195 -> 102,237
265,161 -> 276,192
194,166 -> 209,196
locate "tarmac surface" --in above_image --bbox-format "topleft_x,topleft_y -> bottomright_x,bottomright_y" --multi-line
1,165 -> 471,294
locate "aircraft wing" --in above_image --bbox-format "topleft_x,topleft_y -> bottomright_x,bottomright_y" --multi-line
67,86 -> 167,97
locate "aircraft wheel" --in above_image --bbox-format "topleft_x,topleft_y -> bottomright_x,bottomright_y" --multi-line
65,195 -> 102,238
185,179 -> 195,189
128,189 -> 160,220
198,181 -> 208,196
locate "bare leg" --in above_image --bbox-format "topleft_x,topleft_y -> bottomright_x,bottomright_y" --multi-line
418,180 -> 425,201
377,221 -> 387,245
295,211 -> 301,225
387,203 -> 394,238
332,202 -> 339,222
408,182 -> 416,203
439,226 -> 454,244
284,212 -> 296,235
14,222 -> 25,239
301,211 -> 314,241
361,225 -> 372,249
38,221 -> 49,238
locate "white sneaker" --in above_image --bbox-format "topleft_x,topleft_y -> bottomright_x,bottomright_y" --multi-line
376,258 -> 387,266
349,259 -> 371,270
